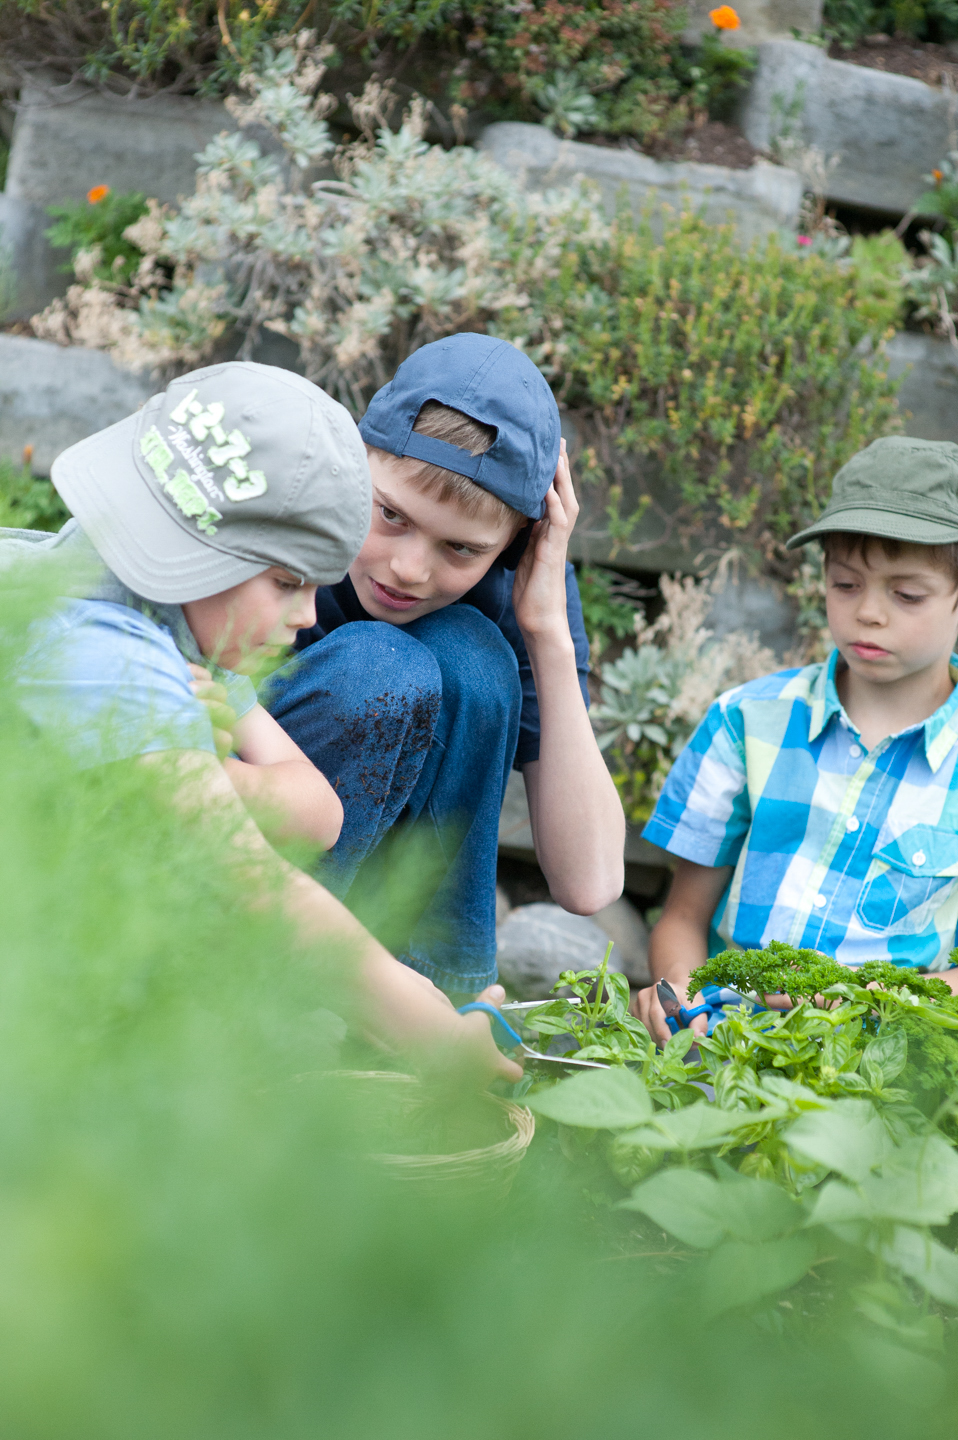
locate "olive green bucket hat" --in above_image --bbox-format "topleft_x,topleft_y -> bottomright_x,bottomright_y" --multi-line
787,436 -> 958,550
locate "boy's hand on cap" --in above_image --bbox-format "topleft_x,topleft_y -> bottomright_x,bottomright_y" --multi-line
512,439 -> 579,643
188,663 -> 238,761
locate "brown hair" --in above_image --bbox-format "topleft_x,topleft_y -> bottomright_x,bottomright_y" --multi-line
367,400 -> 526,535
821,531 -> 958,590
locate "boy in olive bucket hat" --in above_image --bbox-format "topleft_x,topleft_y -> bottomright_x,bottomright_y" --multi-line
264,334 -> 625,1000
633,436 -> 958,1045
4,361 -> 519,1083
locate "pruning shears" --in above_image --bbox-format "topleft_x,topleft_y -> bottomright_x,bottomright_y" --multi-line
656,980 -> 760,1037
457,999 -> 606,1069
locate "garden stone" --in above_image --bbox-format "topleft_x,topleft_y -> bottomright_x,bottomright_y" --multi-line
706,573 -> 797,658
683,0 -> 823,46
496,886 -> 512,927
479,122 -> 801,249
2,80 -> 234,318
495,902 -> 628,1000
885,332 -> 958,445
739,40 -> 953,216
588,896 -> 651,988
0,333 -> 154,476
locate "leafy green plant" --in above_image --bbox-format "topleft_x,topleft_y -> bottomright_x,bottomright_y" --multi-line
575,565 -> 642,653
589,564 -> 776,822
0,456 -> 71,531
823,0 -> 958,46
526,944 -> 958,1319
521,943 -> 652,1065
0,0 -> 310,96
45,188 -> 149,285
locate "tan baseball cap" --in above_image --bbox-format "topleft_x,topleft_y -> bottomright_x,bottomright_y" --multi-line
52,361 -> 371,602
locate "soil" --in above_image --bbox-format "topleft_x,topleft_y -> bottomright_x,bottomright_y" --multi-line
0,319 -> 36,337
580,120 -> 763,171
829,34 -> 958,89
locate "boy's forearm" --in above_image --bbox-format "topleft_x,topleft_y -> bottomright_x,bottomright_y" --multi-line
523,631 -> 625,915
224,756 -> 343,849
163,750 -> 518,1081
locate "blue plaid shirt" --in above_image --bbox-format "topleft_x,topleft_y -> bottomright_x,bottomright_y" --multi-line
643,650 -> 958,970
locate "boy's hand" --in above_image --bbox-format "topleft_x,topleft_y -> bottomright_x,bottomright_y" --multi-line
512,438 -> 578,642
632,979 -> 709,1049
188,663 -> 238,761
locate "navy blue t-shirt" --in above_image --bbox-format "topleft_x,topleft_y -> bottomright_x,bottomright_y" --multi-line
295,563 -> 591,768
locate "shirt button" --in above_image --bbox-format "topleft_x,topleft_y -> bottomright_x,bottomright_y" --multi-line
912,850 -> 927,867
813,893 -> 827,908
849,744 -> 862,758
846,816 -> 860,832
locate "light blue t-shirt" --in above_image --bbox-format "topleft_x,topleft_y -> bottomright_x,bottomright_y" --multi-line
7,520 -> 257,768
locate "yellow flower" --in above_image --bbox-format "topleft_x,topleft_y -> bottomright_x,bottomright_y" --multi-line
87,184 -> 110,204
709,6 -> 741,29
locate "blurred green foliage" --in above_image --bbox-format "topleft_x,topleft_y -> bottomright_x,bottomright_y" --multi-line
576,566 -> 641,650
823,0 -> 958,45
0,457 -> 71,530
45,189 -> 149,285
1,556 -> 958,1432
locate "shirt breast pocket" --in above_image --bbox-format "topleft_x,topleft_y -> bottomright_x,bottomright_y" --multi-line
856,824 -> 958,933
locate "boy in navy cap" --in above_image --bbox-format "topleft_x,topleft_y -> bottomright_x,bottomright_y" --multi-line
267,334 -> 626,997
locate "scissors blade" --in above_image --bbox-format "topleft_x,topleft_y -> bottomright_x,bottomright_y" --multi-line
656,979 -> 684,1020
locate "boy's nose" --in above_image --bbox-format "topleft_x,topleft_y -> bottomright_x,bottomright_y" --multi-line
390,548 -> 431,587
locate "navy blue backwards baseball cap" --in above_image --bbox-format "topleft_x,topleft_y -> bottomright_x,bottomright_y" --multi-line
358,334 -> 561,522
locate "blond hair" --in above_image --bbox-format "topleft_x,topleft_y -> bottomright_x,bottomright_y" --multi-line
367,400 -> 525,534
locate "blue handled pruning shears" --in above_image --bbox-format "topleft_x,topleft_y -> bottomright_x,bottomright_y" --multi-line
656,979 -> 760,1037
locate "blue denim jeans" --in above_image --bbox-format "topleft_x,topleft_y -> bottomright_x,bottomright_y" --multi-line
265,605 -> 522,993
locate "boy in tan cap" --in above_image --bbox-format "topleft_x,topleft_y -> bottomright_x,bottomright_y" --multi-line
6,361 -> 519,1081
634,436 -> 958,1044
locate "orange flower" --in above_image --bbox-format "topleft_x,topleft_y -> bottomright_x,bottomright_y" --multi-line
86,184 -> 110,204
709,5 -> 741,29
934,169 -> 944,184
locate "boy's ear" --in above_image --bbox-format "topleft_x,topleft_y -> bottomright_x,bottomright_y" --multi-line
499,522 -> 533,571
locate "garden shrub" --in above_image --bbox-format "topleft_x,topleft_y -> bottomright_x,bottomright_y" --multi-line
0,0 -> 308,95
823,0 -> 958,46
31,37 -> 602,406
45,186 -> 149,286
34,37 -> 905,571
0,0 -> 751,145
451,0 -> 753,146
517,210 -> 903,568
589,561 -> 777,821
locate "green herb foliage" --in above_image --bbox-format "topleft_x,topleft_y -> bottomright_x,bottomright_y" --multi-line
6,555 -> 958,1433
45,189 -> 149,285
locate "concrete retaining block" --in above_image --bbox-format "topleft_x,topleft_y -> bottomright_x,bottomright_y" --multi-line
0,333 -> 154,476
479,121 -> 802,248
1,81 -> 233,319
886,331 -> 958,443
739,39 -> 953,216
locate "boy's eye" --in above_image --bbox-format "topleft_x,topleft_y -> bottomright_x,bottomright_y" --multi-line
380,505 -> 405,525
448,542 -> 480,557
897,592 -> 925,604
